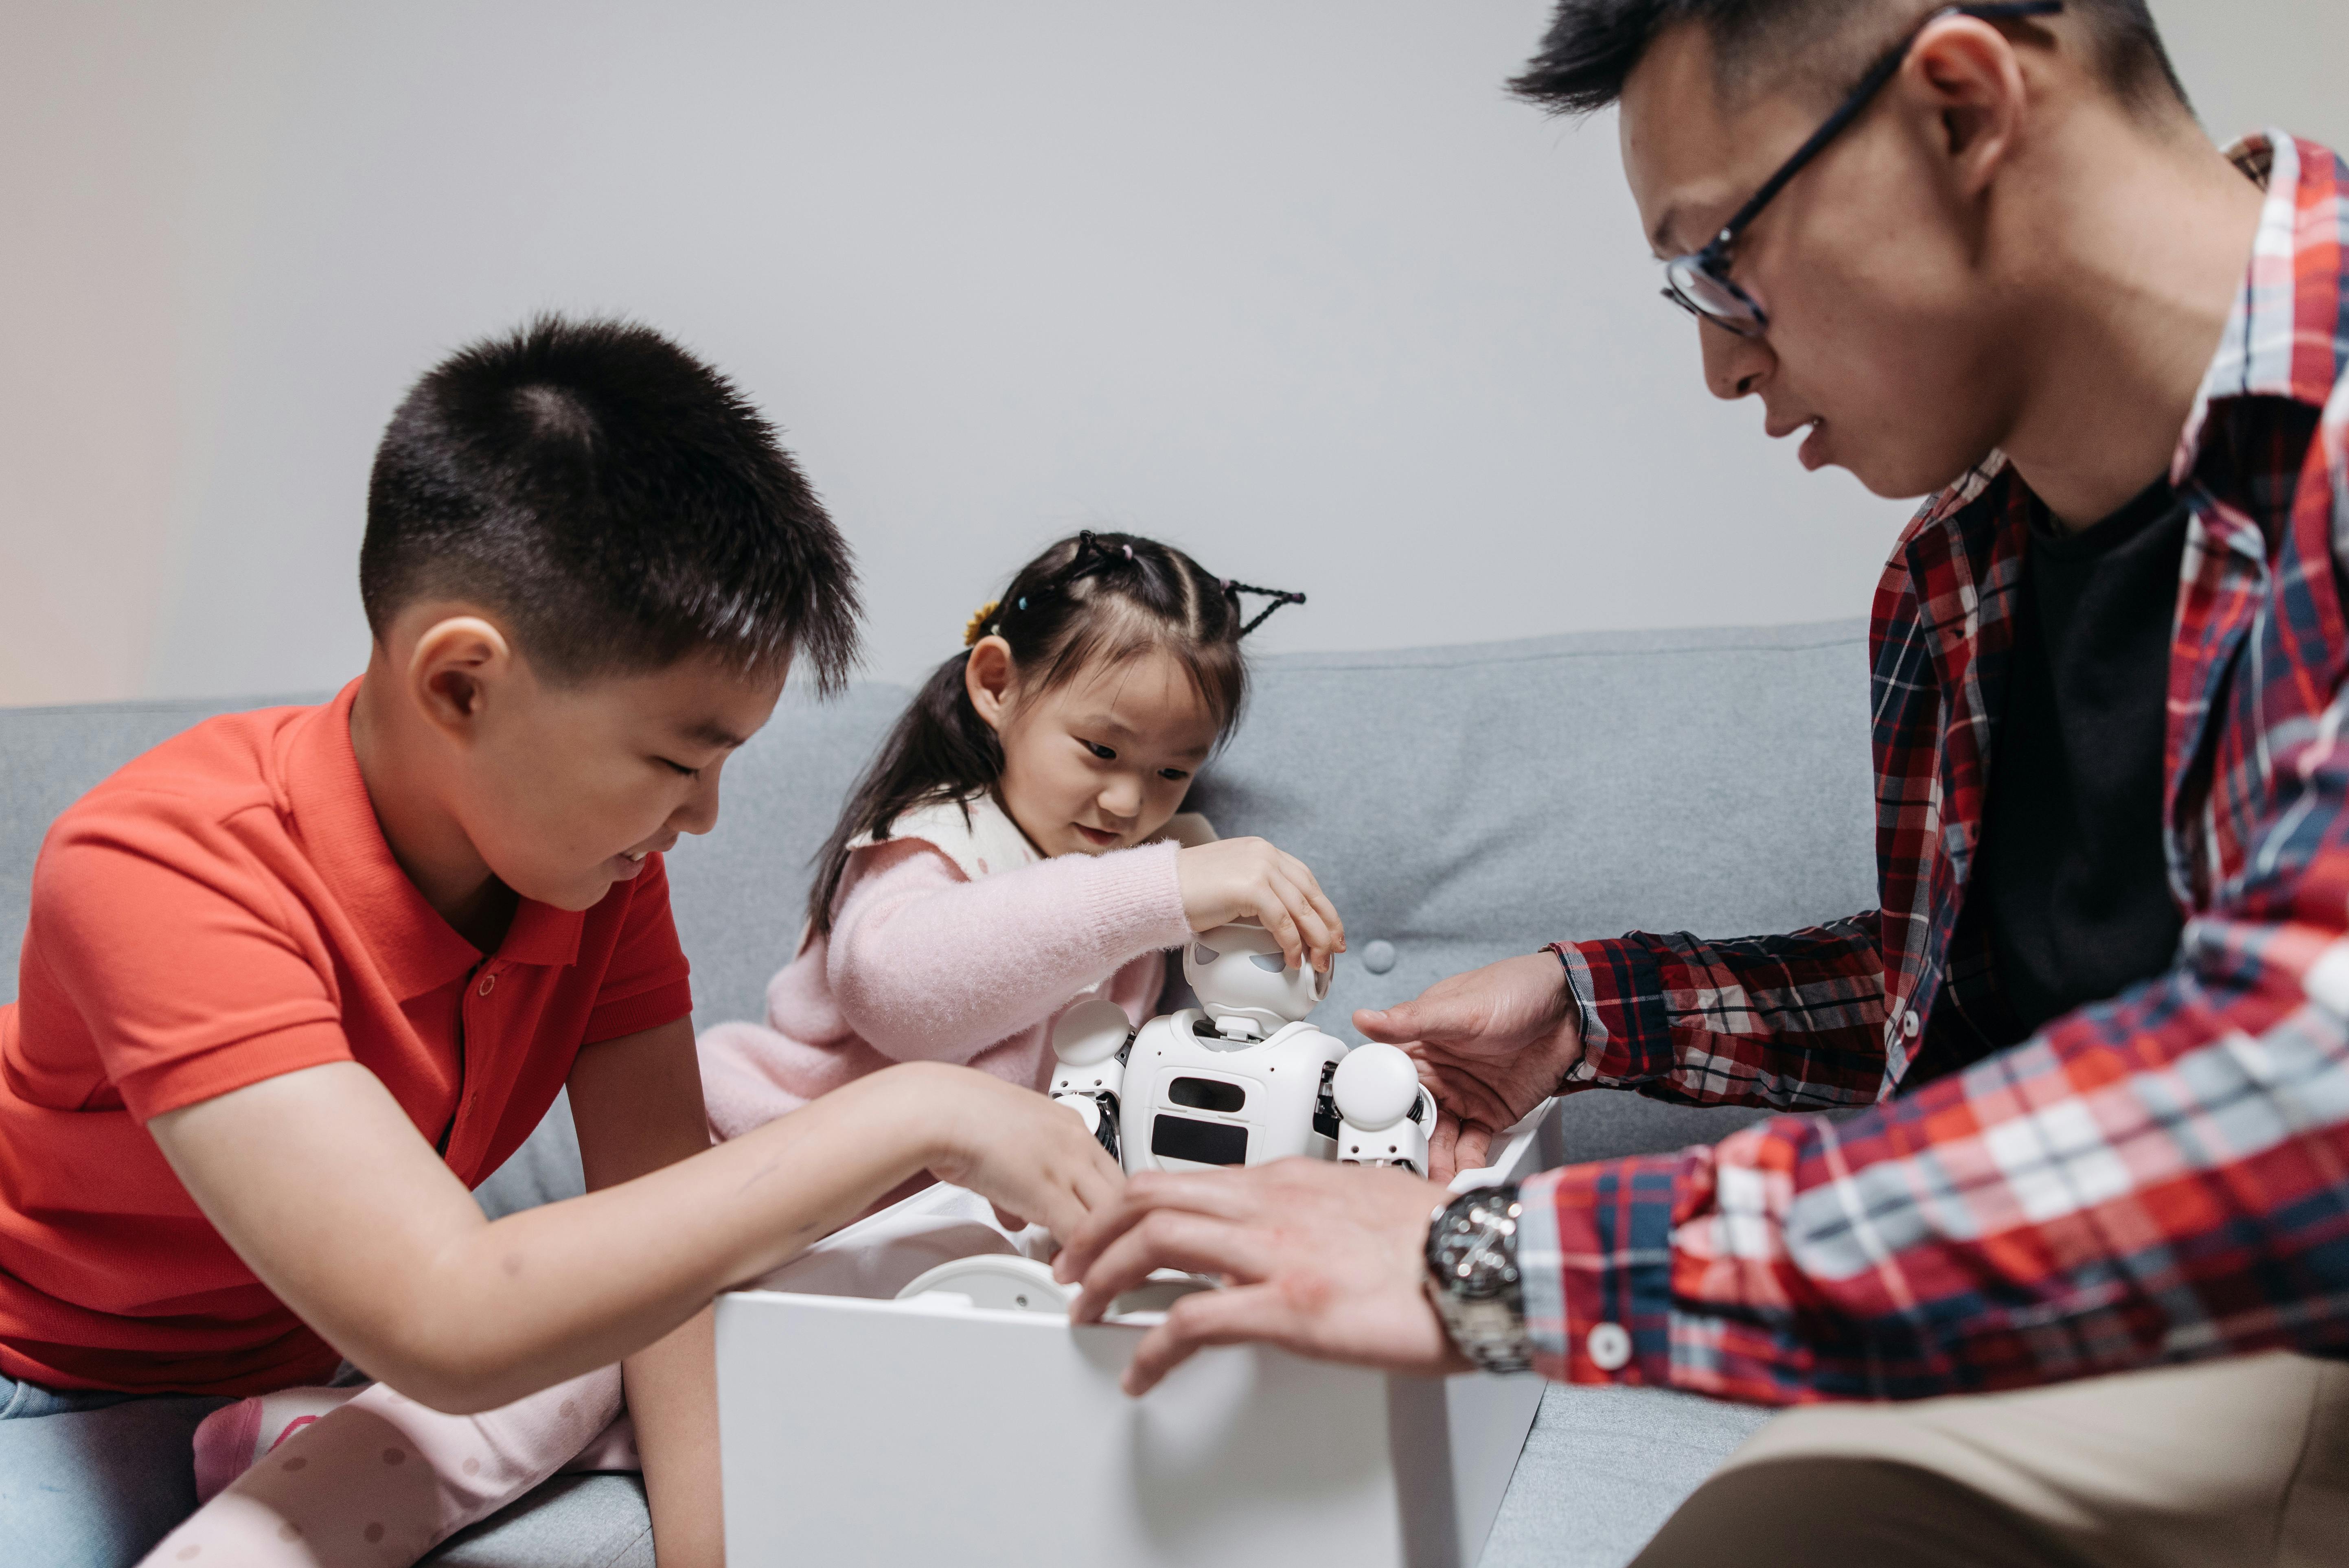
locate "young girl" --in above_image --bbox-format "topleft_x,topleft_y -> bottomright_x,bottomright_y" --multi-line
153,530 -> 1339,1565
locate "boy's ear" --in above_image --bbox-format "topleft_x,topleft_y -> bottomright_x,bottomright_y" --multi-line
408,615 -> 517,740
964,636 -> 1018,735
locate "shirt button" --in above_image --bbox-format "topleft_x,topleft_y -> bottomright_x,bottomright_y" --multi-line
1586,1322 -> 1632,1372
1362,940 -> 1397,975
1902,1011 -> 1920,1039
478,973 -> 497,997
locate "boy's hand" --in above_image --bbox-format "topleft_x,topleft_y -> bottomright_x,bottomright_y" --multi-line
1354,953 -> 1583,1180
1054,1159 -> 1465,1395
1177,838 -> 1345,972
915,1066 -> 1126,1240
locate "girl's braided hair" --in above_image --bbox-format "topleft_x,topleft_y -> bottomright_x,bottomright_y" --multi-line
805,530 -> 1303,935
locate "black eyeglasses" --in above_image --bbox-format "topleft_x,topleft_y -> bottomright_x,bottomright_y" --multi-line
1660,1 -> 2064,337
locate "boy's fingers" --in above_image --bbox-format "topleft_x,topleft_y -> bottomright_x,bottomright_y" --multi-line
1076,1152 -> 1124,1214
1453,1121 -> 1497,1176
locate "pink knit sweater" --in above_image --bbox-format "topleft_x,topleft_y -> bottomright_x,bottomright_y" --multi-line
697,813 -> 1194,1141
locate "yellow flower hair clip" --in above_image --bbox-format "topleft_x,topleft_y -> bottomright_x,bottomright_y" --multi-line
963,600 -> 1001,648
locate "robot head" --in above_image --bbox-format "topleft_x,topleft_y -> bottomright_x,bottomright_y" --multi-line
1183,922 -> 1330,1039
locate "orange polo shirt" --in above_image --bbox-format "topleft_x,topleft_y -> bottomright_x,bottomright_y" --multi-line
0,679 -> 693,1394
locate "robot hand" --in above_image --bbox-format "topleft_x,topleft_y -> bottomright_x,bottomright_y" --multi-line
1050,997 -> 1135,1162
1330,1042 -> 1435,1177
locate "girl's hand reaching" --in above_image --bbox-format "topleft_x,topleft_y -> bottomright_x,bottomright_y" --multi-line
909,1063 -> 1126,1240
1177,838 -> 1345,972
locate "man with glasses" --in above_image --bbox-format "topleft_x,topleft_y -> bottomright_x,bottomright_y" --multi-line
1054,2 -> 2349,1562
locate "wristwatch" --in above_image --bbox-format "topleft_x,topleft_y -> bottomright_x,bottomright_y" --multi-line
1424,1183 -> 1534,1375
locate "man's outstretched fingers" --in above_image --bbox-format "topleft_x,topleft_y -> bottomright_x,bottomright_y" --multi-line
1069,1207 -> 1272,1322
1122,1281 -> 1298,1395
1054,1169 -> 1263,1283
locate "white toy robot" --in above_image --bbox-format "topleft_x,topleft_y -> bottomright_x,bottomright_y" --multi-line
1049,922 -> 1437,1177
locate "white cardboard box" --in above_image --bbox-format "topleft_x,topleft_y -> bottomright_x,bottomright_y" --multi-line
716,1104 -> 1562,1567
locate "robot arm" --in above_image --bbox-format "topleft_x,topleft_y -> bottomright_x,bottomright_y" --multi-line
1049,997 -> 1136,1162
1330,1042 -> 1435,1177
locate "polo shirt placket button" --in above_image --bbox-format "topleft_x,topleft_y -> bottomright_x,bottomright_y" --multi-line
478,972 -> 496,997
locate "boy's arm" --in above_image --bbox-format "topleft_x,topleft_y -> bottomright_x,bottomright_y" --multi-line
568,1019 -> 720,1568
145,1049 -> 1118,1416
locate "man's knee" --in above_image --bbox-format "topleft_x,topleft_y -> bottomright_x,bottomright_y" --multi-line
1630,1456 -> 2093,1568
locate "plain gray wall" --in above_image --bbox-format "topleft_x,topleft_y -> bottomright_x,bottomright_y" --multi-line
4,0 -> 2342,707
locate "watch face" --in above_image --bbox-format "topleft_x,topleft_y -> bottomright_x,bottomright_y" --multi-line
1429,1190 -> 1521,1303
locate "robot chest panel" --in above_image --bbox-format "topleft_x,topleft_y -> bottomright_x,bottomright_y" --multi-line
1118,1016 -> 1345,1175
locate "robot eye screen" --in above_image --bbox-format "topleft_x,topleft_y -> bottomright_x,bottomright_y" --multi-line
1247,953 -> 1286,974
1167,1076 -> 1247,1114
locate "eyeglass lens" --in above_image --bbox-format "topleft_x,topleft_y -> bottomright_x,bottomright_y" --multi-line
1665,258 -> 1762,335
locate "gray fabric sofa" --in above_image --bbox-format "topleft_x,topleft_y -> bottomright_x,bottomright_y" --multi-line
0,618 -> 1876,1566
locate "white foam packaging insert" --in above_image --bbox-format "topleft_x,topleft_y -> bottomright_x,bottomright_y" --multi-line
717,1101 -> 1565,1567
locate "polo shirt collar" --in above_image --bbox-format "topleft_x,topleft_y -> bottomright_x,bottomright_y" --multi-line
2174,133 -> 2342,481
280,679 -> 583,999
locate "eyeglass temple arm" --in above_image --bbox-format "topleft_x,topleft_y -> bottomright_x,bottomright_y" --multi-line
1700,0 -> 2065,257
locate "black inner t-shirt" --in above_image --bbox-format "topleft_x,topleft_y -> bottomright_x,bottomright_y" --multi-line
1973,475 -> 2192,1047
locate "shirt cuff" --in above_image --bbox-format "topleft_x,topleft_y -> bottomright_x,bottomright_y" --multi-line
115,1020 -> 354,1123
1549,939 -> 1676,1088
1518,1155 -> 1678,1385
582,977 -> 695,1045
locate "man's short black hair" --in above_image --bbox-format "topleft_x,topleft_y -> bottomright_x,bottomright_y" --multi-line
361,315 -> 862,692
1510,0 -> 2190,119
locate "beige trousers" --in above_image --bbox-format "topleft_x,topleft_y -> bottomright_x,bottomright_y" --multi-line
1632,1353 -> 2349,1568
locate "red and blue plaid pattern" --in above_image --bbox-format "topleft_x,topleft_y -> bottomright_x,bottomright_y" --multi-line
1522,135 -> 2349,1403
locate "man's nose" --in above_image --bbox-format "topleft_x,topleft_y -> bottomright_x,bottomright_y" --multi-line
1700,318 -> 1775,401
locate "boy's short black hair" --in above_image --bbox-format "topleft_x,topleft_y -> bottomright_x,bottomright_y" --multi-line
361,315 -> 862,692
1511,0 -> 2189,119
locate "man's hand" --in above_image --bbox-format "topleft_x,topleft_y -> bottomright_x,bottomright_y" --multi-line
1054,1159 -> 1466,1395
1355,952 -> 1583,1180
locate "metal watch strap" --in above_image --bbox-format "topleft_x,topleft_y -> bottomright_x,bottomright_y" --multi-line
1426,1185 -> 1534,1375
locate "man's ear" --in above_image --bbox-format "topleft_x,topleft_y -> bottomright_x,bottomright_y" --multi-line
964,636 -> 1019,735
1902,13 -> 2034,200
407,615 -> 516,743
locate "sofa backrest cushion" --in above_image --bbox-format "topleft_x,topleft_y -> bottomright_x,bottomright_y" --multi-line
2,619 -> 1876,1172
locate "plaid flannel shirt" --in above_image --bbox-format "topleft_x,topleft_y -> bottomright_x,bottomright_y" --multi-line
1519,134 -> 2349,1404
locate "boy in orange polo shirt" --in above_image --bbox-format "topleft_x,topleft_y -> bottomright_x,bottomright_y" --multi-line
0,317 -> 1124,1566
